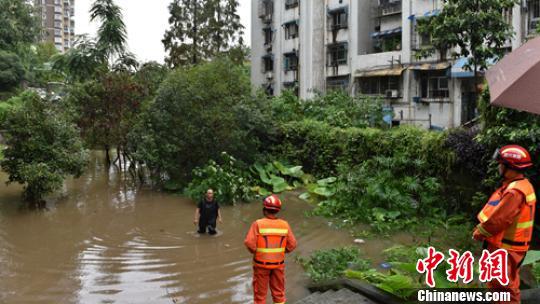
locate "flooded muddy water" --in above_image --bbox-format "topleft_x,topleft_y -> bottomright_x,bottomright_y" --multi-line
0,154 -> 379,304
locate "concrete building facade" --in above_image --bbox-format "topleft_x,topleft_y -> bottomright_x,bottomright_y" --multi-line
252,0 -> 540,129
34,0 -> 75,53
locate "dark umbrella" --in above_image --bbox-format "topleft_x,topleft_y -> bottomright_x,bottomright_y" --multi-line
486,36 -> 540,114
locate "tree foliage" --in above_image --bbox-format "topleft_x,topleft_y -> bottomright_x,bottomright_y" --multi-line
64,72 -> 146,156
53,0 -> 134,82
0,51 -> 25,91
416,0 -> 515,75
162,0 -> 245,67
0,92 -> 87,203
128,58 -> 251,183
0,0 -> 40,52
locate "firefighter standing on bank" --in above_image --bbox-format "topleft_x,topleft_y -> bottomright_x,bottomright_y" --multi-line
244,195 -> 297,304
473,145 -> 536,303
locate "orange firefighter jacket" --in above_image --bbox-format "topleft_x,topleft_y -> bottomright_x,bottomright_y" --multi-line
477,175 -> 536,252
244,215 -> 297,269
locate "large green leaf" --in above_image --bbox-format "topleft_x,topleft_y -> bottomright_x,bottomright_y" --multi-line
317,177 -> 337,186
522,250 -> 540,266
312,186 -> 335,197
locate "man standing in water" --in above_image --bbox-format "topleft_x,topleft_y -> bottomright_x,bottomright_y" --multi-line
473,145 -> 536,304
194,189 -> 222,235
244,195 -> 297,304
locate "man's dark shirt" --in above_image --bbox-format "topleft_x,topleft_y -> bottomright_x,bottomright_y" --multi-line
198,198 -> 220,223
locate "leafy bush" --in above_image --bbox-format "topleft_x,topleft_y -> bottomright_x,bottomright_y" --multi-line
302,91 -> 388,128
183,152 -> 255,205
309,157 -> 444,232
129,58 -> 253,184
272,120 -> 453,178
299,247 -> 370,282
0,91 -> 87,203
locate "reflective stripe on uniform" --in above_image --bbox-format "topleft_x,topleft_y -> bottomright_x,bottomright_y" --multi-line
256,247 -> 286,253
516,220 -> 534,229
527,193 -> 536,203
477,224 -> 492,237
478,211 -> 488,223
508,181 -> 518,189
259,228 -> 288,235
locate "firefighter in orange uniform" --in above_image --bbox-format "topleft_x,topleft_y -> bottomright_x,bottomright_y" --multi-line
473,145 -> 536,303
244,195 -> 297,304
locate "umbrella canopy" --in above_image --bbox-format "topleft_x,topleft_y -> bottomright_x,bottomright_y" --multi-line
486,36 -> 540,114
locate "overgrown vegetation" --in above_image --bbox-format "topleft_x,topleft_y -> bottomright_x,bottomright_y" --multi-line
0,92 -> 87,204
298,247 -> 370,283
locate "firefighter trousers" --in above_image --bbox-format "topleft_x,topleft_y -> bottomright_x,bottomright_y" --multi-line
485,243 -> 527,304
252,266 -> 286,304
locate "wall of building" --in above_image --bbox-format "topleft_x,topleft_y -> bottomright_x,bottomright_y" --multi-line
251,0 -> 532,129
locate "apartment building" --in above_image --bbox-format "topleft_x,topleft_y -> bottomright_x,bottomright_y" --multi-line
34,0 -> 75,53
252,0 -> 540,129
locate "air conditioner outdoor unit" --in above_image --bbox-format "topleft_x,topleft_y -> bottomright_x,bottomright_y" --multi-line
386,89 -> 398,98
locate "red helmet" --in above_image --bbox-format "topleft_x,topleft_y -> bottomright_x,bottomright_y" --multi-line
263,195 -> 282,211
493,145 -> 533,170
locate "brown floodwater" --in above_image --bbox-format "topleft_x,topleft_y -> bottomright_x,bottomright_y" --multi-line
0,153 -> 412,304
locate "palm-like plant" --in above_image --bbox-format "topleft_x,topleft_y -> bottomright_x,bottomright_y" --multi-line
90,0 -> 128,63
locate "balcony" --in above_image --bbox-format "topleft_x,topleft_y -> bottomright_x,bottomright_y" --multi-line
378,0 -> 402,17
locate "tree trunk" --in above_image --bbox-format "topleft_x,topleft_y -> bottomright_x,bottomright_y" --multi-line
117,146 -> 122,171
193,0 -> 198,65
105,145 -> 111,167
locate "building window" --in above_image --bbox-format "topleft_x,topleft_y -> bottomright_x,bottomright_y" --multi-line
529,0 -> 540,33
328,8 -> 348,30
358,76 -> 400,96
258,0 -> 273,18
327,43 -> 348,66
262,55 -> 274,72
283,81 -> 299,96
284,21 -> 299,39
420,72 -> 449,99
263,27 -> 273,45
378,0 -> 402,16
373,34 -> 401,53
285,0 -> 299,9
284,52 -> 298,71
327,76 -> 350,92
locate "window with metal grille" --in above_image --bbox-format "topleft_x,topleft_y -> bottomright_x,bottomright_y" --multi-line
285,0 -> 299,9
327,76 -> 350,92
262,55 -> 273,72
420,73 -> 449,99
327,43 -> 348,66
329,9 -> 348,30
284,52 -> 298,71
263,27 -> 273,45
358,76 -> 399,95
284,22 -> 299,39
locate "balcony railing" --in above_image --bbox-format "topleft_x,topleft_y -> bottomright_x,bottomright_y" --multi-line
379,1 -> 402,16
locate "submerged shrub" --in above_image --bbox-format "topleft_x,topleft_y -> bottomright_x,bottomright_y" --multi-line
299,247 -> 370,282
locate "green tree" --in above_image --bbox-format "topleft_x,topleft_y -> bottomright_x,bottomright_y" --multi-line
0,0 -> 40,52
53,0 -> 133,82
133,61 -> 169,98
416,0 -> 515,78
162,0 -> 245,67
0,91 -> 87,204
90,0 -> 128,62
64,72 -> 146,167
128,58 -> 251,183
0,51 -> 25,92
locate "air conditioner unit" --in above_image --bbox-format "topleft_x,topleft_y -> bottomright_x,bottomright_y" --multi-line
385,89 -> 399,98
266,72 -> 274,80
